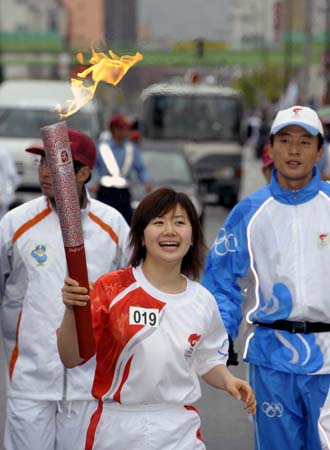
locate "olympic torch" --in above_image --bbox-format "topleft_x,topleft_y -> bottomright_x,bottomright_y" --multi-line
40,48 -> 143,358
41,122 -> 94,358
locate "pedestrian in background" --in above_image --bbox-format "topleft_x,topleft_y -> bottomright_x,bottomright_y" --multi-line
57,187 -> 256,450
317,118 -> 330,181
0,146 -> 20,219
92,113 -> 152,225
203,105 -> 330,450
261,143 -> 274,183
0,129 -> 131,450
129,118 -> 141,143
255,108 -> 270,159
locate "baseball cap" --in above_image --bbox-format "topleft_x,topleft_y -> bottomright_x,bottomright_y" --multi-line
25,129 -> 96,170
108,114 -> 131,130
270,106 -> 324,137
262,144 -> 273,169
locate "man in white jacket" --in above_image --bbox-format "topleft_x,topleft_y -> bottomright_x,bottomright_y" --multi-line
0,129 -> 131,450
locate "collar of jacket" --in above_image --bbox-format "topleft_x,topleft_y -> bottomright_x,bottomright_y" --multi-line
269,166 -> 321,205
109,136 -> 129,149
45,187 -> 91,217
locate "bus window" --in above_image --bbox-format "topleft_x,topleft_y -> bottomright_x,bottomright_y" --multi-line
143,95 -> 241,141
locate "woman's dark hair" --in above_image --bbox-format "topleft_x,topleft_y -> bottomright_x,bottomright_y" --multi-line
129,188 -> 206,280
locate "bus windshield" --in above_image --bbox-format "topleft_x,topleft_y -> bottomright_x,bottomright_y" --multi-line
142,94 -> 241,141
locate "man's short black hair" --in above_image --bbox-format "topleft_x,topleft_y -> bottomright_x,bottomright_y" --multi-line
269,133 -> 324,149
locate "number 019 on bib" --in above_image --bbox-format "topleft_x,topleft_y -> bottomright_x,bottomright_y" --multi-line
129,306 -> 160,327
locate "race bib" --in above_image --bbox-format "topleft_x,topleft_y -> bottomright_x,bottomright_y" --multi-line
129,306 -> 159,327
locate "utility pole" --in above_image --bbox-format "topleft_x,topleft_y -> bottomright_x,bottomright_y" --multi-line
0,0 -> 4,84
284,0 -> 293,89
301,0 -> 313,105
325,0 -> 330,104
0,41 -> 3,84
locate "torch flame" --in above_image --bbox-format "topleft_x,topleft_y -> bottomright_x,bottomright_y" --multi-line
58,47 -> 143,119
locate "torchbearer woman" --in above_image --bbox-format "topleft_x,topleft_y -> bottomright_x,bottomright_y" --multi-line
57,187 -> 256,450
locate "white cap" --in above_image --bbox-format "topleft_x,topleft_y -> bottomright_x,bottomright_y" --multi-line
270,106 -> 324,137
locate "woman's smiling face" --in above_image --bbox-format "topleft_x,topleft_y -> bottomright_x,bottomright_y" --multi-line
142,204 -> 193,267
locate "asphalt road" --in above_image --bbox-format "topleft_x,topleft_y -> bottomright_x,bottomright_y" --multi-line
195,145 -> 264,450
0,145 -> 264,450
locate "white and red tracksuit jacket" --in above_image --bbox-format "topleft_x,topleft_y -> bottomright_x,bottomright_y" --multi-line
85,265 -> 228,405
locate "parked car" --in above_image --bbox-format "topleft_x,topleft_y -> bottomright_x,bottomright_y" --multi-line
131,147 -> 205,224
0,79 -> 103,193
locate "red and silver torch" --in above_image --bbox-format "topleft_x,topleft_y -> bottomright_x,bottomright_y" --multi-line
40,48 -> 143,358
41,121 -> 94,358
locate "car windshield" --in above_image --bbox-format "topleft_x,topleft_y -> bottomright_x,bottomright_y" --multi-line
142,94 -> 241,141
142,151 -> 192,184
0,108 -> 100,139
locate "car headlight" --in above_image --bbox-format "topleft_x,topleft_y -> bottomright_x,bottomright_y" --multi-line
213,167 -> 235,179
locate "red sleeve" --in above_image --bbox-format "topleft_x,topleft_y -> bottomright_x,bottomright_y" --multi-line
89,268 -> 135,351
90,277 -> 110,351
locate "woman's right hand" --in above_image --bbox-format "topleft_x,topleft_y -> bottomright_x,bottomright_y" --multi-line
62,277 -> 91,309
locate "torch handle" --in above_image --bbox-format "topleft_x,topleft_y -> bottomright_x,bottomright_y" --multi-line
65,245 -> 95,359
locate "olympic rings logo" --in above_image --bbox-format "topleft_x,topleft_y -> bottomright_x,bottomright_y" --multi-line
213,227 -> 238,256
261,402 -> 284,418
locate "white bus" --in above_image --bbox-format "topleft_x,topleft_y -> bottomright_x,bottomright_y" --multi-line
139,80 -> 245,207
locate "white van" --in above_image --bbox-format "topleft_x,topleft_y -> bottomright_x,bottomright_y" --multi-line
0,79 -> 103,191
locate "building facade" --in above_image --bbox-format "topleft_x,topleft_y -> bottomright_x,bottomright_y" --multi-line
63,0 -> 104,49
0,0 -> 64,33
228,0 -> 278,49
104,0 -> 137,47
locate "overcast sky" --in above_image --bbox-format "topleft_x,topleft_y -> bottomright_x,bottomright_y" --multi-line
138,0 -> 229,41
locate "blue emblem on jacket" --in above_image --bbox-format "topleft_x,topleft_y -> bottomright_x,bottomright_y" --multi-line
31,244 -> 47,265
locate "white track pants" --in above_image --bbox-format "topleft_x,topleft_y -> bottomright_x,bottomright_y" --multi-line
4,398 -> 98,450
86,402 -> 206,450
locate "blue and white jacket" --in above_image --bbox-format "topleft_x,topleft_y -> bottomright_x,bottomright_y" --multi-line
203,168 -> 330,375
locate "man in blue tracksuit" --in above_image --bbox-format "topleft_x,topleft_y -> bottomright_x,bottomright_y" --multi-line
203,105 -> 330,450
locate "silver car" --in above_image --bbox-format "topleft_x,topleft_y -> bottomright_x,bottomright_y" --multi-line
131,147 -> 205,224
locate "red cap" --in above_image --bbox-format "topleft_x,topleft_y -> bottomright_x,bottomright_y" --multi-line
25,129 -> 96,170
108,114 -> 131,130
130,130 -> 141,143
262,144 -> 273,169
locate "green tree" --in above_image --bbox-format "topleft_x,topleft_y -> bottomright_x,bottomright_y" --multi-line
231,65 -> 284,109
